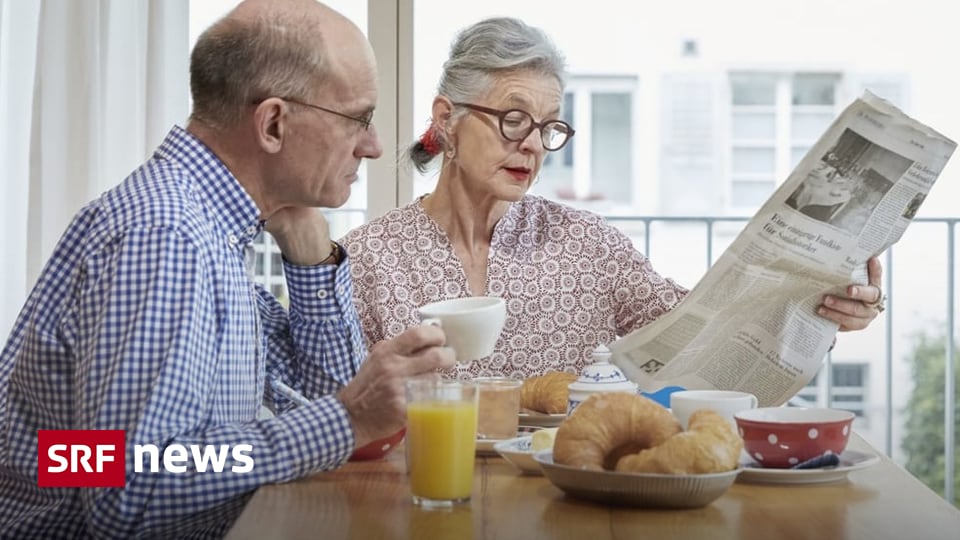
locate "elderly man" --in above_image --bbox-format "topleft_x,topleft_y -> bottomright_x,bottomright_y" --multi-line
0,1 -> 453,537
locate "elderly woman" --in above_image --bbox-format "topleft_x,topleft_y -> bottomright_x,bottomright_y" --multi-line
342,17 -> 883,379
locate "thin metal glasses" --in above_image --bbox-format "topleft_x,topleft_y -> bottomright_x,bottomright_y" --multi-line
253,97 -> 373,130
453,102 -> 575,151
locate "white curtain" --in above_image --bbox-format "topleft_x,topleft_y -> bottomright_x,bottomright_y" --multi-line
0,0 -> 190,339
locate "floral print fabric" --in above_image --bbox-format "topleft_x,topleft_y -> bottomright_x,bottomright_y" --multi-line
342,195 -> 688,379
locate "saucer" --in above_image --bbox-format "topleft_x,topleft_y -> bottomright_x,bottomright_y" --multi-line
493,435 -> 542,475
737,449 -> 880,485
477,426 -> 538,456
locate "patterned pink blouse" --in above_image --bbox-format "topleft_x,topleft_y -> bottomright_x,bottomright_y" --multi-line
341,195 -> 688,379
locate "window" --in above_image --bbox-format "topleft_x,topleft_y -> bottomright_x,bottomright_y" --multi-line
531,77 -> 637,211
410,75 -> 636,212
796,363 -> 869,417
729,72 -> 840,210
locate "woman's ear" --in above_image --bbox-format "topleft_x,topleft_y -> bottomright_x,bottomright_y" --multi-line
252,98 -> 286,154
431,96 -> 456,147
431,95 -> 454,125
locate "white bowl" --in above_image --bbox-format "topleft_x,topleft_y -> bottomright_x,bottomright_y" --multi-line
493,436 -> 543,475
533,451 -> 740,508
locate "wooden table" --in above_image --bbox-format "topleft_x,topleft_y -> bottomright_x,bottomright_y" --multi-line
225,434 -> 960,539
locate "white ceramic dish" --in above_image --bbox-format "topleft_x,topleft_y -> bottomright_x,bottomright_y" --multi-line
737,449 -> 880,485
518,410 -> 565,428
477,426 -> 538,456
493,436 -> 542,475
533,451 -> 740,508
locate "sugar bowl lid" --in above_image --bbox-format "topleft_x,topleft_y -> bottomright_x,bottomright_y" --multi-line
568,344 -> 638,393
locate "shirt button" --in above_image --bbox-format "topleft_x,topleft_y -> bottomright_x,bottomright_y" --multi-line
247,226 -> 257,235
337,286 -> 345,295
228,234 -> 239,245
316,290 -> 328,299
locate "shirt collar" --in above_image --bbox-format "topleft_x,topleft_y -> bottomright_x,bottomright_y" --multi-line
155,126 -> 263,245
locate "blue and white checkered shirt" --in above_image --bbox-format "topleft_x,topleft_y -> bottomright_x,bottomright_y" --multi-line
0,126 -> 366,538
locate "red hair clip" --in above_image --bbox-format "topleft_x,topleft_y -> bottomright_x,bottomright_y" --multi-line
419,124 -> 441,155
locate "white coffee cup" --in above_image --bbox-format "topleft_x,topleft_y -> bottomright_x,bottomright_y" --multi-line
670,390 -> 759,429
418,296 -> 506,361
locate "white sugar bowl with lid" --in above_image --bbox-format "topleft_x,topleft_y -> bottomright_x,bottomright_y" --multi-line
566,345 -> 639,415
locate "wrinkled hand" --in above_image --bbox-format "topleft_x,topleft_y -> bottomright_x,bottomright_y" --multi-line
337,325 -> 456,447
262,207 -> 334,266
818,257 -> 884,332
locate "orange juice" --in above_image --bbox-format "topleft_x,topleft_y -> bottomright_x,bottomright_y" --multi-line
407,400 -> 478,502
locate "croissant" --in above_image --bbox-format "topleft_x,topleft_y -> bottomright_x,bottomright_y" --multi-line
615,409 -> 743,474
553,393 -> 681,470
520,371 -> 577,414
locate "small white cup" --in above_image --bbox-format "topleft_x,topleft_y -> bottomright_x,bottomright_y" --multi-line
670,390 -> 758,429
418,296 -> 506,361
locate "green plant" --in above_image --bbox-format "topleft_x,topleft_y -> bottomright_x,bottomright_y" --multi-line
901,329 -> 960,507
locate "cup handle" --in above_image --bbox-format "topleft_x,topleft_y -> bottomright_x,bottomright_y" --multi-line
420,318 -> 460,364
748,394 -> 759,409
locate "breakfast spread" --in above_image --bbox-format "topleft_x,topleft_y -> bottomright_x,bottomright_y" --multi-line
520,371 -> 577,414
553,393 -> 742,474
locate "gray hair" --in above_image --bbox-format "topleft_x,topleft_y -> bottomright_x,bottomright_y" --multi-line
409,17 -> 567,172
189,13 -> 328,130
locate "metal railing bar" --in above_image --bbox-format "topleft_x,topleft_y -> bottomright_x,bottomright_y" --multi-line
884,247 -> 894,457
946,222 -> 956,503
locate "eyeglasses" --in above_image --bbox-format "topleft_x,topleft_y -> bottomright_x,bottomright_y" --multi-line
252,97 -> 373,130
453,102 -> 575,151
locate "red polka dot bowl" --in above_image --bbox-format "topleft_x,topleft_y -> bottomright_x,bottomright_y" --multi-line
734,407 -> 855,469
349,428 -> 406,461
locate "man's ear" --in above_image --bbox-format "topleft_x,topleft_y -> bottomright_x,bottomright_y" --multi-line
252,98 -> 286,154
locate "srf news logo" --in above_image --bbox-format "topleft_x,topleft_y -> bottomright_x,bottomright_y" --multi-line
38,430 -> 254,488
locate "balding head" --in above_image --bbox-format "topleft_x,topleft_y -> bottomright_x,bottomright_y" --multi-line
228,0 -> 342,26
189,0 -> 370,130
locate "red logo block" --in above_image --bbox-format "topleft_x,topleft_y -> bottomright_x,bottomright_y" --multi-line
37,430 -> 126,487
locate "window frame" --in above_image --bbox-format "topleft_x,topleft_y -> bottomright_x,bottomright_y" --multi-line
536,75 -> 638,207
725,71 -> 842,212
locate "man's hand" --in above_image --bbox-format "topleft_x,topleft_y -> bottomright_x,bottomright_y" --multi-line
263,207 -> 336,266
337,325 -> 456,447
818,256 -> 884,332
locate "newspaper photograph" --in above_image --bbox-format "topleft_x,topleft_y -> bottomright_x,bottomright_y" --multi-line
610,91 -> 957,407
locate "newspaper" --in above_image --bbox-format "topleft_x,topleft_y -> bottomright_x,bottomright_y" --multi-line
610,91 -> 956,407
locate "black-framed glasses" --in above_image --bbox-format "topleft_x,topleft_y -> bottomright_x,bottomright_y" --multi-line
453,102 -> 575,151
252,97 -> 373,130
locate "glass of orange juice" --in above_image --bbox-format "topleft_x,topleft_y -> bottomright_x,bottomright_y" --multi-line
405,378 -> 478,508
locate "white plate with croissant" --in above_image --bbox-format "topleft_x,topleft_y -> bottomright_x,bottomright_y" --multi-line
519,372 -> 576,426
534,451 -> 740,508
535,392 -> 744,508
